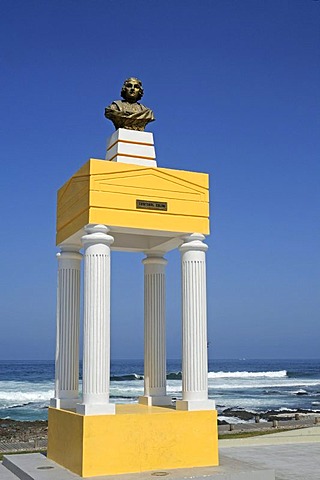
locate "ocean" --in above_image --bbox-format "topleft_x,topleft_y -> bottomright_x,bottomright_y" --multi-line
0,359 -> 319,422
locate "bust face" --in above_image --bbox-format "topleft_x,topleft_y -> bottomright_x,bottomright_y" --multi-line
122,78 -> 142,103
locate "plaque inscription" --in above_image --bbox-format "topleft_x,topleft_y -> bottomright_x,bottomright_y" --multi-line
136,199 -> 167,211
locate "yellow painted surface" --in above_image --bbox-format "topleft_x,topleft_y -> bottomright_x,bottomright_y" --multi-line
56,159 -> 210,245
89,207 -> 209,236
47,405 -> 219,477
47,407 -> 83,476
115,404 -> 173,414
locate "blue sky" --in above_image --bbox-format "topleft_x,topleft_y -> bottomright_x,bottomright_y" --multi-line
0,0 -> 319,360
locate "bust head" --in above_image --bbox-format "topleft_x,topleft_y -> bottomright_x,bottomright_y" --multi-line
121,77 -> 144,103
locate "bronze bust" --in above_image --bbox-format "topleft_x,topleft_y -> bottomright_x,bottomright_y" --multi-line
105,77 -> 155,131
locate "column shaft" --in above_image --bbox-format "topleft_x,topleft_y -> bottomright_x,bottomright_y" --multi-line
176,233 -> 215,411
51,245 -> 82,409
139,253 -> 171,406
76,224 -> 115,415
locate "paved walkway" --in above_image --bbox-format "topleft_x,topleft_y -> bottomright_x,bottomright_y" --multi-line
220,425 -> 320,447
220,425 -> 320,479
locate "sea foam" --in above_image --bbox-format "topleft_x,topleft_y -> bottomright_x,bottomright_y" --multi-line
208,370 -> 287,379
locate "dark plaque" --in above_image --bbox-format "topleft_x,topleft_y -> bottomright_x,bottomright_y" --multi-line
136,199 -> 167,211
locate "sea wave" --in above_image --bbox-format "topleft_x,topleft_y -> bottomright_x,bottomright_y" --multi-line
110,372 -> 183,381
111,374 -> 144,381
209,380 -> 320,390
208,370 -> 287,379
7,402 -> 33,409
167,372 -> 182,380
110,394 -> 140,400
0,390 -> 54,405
218,415 -> 248,424
110,370 -> 288,382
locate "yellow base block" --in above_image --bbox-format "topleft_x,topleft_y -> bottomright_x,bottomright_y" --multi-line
47,404 -> 219,477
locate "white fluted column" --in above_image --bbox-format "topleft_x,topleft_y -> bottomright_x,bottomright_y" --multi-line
176,233 -> 215,411
51,244 -> 82,409
76,224 -> 115,415
139,252 -> 171,406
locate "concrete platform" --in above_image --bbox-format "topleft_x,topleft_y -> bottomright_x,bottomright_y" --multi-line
219,425 -> 320,447
0,463 -> 19,480
2,453 -> 275,480
221,443 -> 320,480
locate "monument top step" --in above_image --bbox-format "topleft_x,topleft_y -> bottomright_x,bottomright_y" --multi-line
106,129 -> 157,167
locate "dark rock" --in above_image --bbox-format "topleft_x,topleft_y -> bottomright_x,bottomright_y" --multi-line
221,408 -> 255,421
218,419 -> 229,425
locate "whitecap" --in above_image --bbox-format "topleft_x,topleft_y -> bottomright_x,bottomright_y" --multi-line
0,389 -> 54,408
208,370 -> 287,379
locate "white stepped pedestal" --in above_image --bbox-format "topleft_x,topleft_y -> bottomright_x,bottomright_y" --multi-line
176,234 -> 215,411
139,252 -> 171,406
106,128 -> 157,167
51,245 -> 82,410
76,224 -> 115,415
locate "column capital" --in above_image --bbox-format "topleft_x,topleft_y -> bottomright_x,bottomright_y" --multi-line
57,244 -> 82,262
142,251 -> 167,266
179,233 -> 208,254
58,243 -> 81,253
82,224 -> 114,248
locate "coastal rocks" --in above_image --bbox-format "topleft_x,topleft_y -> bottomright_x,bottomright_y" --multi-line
221,408 -> 255,421
295,389 -> 308,395
220,407 -> 320,424
0,419 -> 48,443
217,419 -> 229,425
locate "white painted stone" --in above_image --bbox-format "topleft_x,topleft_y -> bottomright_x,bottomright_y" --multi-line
139,252 -> 171,407
50,244 -> 82,410
107,156 -> 157,167
107,128 -> 154,148
76,224 -> 115,415
176,233 -> 215,411
76,402 -> 115,415
106,142 -> 156,161
175,399 -> 216,411
105,128 -> 157,166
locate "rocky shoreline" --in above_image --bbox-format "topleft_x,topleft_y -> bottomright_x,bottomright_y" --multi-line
1,408 -> 320,446
218,407 -> 320,425
0,418 -> 48,444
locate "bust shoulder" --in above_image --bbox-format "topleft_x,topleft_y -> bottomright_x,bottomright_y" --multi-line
111,100 -> 148,111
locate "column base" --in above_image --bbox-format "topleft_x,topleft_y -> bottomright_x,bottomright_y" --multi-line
138,395 -> 172,407
176,399 -> 216,411
76,402 -> 116,416
50,397 -> 78,410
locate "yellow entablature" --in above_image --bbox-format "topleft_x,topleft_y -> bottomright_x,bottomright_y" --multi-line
56,159 -> 210,246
